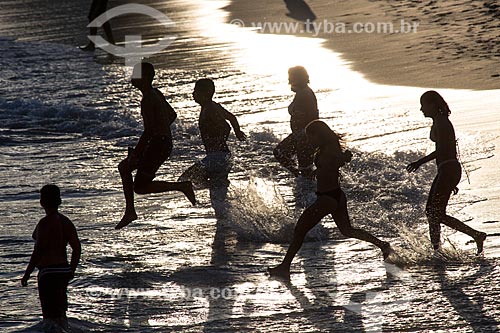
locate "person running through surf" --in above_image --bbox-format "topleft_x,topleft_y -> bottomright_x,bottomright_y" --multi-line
407,90 -> 486,254
269,120 -> 392,280
80,0 -> 115,51
178,78 -> 246,188
274,66 -> 319,178
116,62 -> 196,229
21,185 -> 81,330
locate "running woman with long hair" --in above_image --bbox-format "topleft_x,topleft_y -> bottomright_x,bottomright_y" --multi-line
269,120 -> 392,280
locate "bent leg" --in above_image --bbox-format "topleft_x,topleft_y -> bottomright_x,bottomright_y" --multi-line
274,133 -> 299,176
442,216 -> 487,254
132,139 -> 196,205
134,178 -> 196,206
426,164 -> 464,250
432,163 -> 486,254
116,157 -> 138,229
333,192 -> 391,258
442,216 -> 481,239
425,174 -> 446,250
295,131 -> 315,178
269,196 -> 333,279
178,162 -> 209,188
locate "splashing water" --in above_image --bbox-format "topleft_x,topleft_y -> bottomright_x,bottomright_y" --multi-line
221,176 -> 326,243
388,223 -> 478,267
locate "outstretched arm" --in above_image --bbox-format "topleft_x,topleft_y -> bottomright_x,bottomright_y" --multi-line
220,108 -> 246,141
407,118 -> 454,173
407,151 -> 437,173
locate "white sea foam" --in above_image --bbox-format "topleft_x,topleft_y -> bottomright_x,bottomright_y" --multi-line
214,176 -> 324,243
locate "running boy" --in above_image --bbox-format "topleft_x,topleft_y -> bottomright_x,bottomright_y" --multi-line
179,78 -> 246,187
116,62 -> 195,229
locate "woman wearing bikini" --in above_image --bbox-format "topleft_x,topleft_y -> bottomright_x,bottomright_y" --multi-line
269,120 -> 392,280
407,91 -> 486,254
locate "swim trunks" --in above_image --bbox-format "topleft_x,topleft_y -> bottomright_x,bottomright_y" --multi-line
136,135 -> 173,184
37,264 -> 73,319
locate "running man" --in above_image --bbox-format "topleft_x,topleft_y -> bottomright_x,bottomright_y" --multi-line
269,120 -> 392,280
21,185 -> 81,330
274,66 -> 319,178
407,91 -> 486,254
179,78 -> 246,188
80,0 -> 115,51
116,62 -> 196,229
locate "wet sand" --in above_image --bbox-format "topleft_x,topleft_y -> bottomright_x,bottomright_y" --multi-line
3,0 -> 498,90
225,0 -> 500,90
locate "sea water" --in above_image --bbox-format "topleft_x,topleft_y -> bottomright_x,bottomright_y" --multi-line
1,0 -> 499,332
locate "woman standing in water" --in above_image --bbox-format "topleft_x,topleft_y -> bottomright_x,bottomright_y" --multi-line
274,66 -> 319,178
407,91 -> 486,254
269,120 -> 392,280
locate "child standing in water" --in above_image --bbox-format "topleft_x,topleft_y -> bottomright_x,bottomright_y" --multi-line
21,185 -> 81,330
179,78 -> 246,188
407,91 -> 486,254
269,120 -> 392,280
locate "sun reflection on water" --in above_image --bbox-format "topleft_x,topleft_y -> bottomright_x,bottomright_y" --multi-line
191,1 -> 367,91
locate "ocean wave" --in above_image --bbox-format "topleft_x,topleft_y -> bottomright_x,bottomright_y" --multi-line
0,37 -> 141,140
0,97 -> 139,139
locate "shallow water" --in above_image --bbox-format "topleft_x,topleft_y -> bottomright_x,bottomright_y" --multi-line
1,0 -> 499,332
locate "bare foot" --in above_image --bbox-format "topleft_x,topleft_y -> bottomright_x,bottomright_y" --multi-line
181,181 -> 196,205
475,232 -> 487,255
79,43 -> 95,51
115,211 -> 138,229
268,265 -> 290,281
